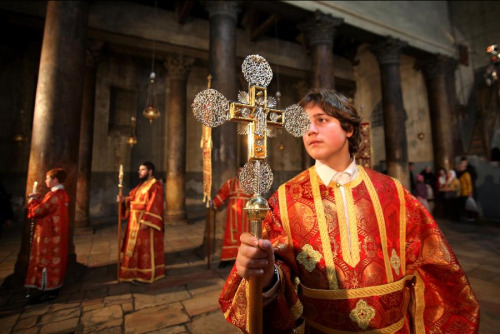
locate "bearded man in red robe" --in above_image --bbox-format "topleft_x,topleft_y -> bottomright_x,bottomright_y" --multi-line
219,89 -> 480,333
25,168 -> 69,304
118,161 -> 164,283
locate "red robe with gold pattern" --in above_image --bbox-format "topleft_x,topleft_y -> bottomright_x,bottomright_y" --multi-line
25,188 -> 69,291
213,177 -> 251,261
219,166 -> 480,333
120,177 -> 165,283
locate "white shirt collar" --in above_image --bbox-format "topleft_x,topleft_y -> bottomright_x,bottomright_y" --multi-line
51,184 -> 64,192
315,158 -> 358,186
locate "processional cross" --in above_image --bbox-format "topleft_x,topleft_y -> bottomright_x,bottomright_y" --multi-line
192,55 -> 309,334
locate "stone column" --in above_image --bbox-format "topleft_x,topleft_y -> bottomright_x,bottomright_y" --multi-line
418,55 -> 454,171
445,58 -> 463,156
205,1 -> 241,189
164,54 -> 194,223
76,41 -> 104,228
293,80 -> 314,169
298,10 -> 343,89
370,37 -> 410,187
13,1 -> 88,284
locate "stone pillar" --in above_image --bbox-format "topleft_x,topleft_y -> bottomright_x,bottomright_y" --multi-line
370,37 -> 410,187
205,1 -> 241,189
293,80 -> 314,169
298,10 -> 343,90
76,41 -> 104,228
164,54 -> 195,223
445,58 -> 463,156
418,55 -> 455,171
13,1 -> 88,283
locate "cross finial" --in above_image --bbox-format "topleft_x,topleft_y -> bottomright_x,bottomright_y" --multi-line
192,55 -> 309,195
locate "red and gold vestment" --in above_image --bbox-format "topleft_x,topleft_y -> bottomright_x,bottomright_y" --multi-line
25,188 -> 69,291
213,177 -> 251,261
219,166 -> 480,333
120,177 -> 165,283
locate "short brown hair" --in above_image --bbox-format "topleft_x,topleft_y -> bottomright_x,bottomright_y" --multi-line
299,89 -> 362,155
46,168 -> 67,183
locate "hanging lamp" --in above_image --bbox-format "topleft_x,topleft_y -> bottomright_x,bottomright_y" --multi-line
142,0 -> 160,124
127,116 -> 138,147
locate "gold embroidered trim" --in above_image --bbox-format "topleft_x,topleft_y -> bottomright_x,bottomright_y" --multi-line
310,167 -> 339,289
274,265 -> 303,322
334,184 -> 361,267
394,180 -> 406,274
278,184 -> 293,249
333,186 -> 350,265
125,211 -> 144,256
139,220 -> 161,231
358,167 -> 393,283
307,315 -> 406,334
300,275 -> 414,300
144,211 -> 163,221
390,249 -> 401,276
297,244 -> 322,272
413,271 -> 425,333
349,299 -> 375,330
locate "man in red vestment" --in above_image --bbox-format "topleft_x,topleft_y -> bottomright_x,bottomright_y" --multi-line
25,168 -> 69,304
118,161 -> 164,283
213,166 -> 251,268
219,89 -> 480,333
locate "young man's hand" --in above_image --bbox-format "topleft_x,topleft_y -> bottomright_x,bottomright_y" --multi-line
236,232 -> 275,288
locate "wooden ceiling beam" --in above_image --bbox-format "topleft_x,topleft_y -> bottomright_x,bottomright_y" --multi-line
250,13 -> 277,42
175,0 -> 195,25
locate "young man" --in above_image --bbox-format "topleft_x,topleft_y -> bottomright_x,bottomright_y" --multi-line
219,89 -> 479,333
118,162 -> 165,283
212,165 -> 251,268
25,168 -> 69,304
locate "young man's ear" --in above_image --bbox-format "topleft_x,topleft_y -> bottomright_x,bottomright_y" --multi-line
346,125 -> 354,138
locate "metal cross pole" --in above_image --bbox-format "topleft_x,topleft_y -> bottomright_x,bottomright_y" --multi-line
192,54 -> 309,334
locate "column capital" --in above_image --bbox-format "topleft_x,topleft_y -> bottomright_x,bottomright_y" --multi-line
416,54 -> 450,80
204,1 -> 241,20
85,40 -> 104,69
370,36 -> 408,66
298,10 -> 344,46
164,54 -> 195,80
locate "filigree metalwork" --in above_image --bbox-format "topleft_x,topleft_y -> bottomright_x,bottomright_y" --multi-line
192,89 -> 228,128
238,90 -> 250,104
267,96 -> 277,109
284,104 -> 310,137
242,54 -> 273,88
240,160 -> 273,195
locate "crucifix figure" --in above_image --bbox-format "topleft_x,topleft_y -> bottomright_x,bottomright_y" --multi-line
192,54 -> 309,334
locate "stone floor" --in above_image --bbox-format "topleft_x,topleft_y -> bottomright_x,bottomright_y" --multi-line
0,214 -> 498,334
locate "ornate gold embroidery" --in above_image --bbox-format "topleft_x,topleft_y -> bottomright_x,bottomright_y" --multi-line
296,244 -> 322,272
349,299 -> 375,330
390,249 -> 401,275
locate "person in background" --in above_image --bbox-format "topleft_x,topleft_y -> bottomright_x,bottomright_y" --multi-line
117,162 -> 165,283
434,167 -> 448,218
460,156 -> 477,200
415,174 -> 430,211
212,165 -> 251,268
408,162 -> 416,196
457,160 -> 477,222
219,89 -> 479,333
419,165 -> 435,211
25,168 -> 69,304
443,169 -> 461,221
